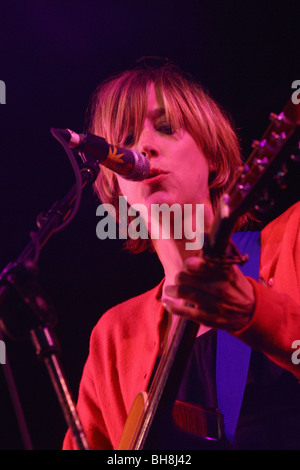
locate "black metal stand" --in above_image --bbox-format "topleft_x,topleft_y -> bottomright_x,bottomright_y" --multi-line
0,162 -> 99,450
30,326 -> 90,450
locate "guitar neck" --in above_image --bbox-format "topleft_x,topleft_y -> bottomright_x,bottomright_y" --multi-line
206,99 -> 300,259
132,316 -> 199,449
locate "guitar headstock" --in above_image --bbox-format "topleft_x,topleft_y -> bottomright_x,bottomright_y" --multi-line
207,98 -> 300,258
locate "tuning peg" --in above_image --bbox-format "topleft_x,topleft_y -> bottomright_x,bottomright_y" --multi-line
290,153 -> 300,162
251,139 -> 266,149
236,182 -> 251,194
274,163 -> 288,189
253,156 -> 269,169
290,140 -> 300,162
270,131 -> 287,142
269,111 -> 287,125
269,112 -> 280,121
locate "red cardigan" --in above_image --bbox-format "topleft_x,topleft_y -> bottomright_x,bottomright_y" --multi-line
63,202 -> 300,450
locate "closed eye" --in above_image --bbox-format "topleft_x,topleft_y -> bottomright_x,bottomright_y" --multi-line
123,134 -> 135,147
156,123 -> 174,135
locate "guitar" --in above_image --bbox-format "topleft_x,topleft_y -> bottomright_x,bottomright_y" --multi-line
118,97 -> 300,450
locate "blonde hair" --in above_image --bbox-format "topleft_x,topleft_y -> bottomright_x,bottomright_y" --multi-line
87,60 -> 244,253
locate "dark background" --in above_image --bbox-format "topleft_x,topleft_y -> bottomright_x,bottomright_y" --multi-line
0,1 -> 299,450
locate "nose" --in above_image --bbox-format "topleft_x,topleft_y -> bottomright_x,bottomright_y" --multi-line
138,128 -> 160,160
140,144 -> 159,159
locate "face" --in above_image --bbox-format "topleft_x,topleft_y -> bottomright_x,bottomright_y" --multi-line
116,83 -> 212,221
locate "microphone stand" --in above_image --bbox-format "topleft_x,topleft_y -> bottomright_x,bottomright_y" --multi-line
0,162 -> 99,450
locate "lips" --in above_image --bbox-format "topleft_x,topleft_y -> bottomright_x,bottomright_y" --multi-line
144,168 -> 168,183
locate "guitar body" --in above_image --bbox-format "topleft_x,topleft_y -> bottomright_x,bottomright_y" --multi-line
118,392 -> 225,450
118,392 -> 147,450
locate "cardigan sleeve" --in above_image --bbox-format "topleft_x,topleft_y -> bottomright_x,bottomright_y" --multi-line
233,278 -> 300,379
232,202 -> 300,379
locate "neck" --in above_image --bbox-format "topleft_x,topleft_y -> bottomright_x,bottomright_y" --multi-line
154,238 -> 197,287
152,201 -> 214,287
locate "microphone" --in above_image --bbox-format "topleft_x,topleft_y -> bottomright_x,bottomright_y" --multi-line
52,128 -> 150,181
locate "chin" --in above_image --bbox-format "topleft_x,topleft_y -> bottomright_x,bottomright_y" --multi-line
145,190 -> 181,208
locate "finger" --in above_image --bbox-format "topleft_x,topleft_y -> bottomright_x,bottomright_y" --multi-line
165,279 -> 225,302
175,270 -> 230,290
162,298 -> 250,331
162,298 -> 232,329
164,284 -> 227,312
164,280 -> 253,319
